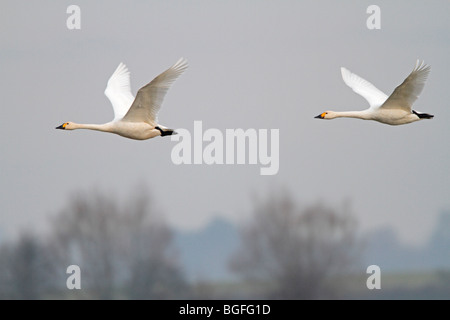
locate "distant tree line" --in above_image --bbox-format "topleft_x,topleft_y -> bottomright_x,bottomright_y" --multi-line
0,188 -> 187,299
0,187 -> 360,299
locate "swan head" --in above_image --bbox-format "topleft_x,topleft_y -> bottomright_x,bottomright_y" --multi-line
56,122 -> 75,130
314,111 -> 336,119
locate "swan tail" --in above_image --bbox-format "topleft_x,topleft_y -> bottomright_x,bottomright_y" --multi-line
412,110 -> 434,119
155,126 -> 177,137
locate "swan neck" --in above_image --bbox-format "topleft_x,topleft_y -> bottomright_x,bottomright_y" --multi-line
334,111 -> 370,120
73,123 -> 112,132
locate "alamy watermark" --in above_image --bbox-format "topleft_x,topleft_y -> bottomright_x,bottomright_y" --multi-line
171,121 -> 279,176
66,5 -> 81,30
366,5 -> 381,30
66,265 -> 81,290
366,265 -> 381,290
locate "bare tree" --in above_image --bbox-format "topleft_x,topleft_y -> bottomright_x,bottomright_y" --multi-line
230,193 -> 359,299
0,235 -> 53,299
49,187 -> 187,299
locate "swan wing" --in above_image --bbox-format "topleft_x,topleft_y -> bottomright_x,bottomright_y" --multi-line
122,58 -> 188,124
380,60 -> 430,112
104,63 -> 136,121
341,67 -> 389,109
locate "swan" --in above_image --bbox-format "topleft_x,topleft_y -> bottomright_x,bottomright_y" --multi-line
315,60 -> 434,125
56,58 -> 188,140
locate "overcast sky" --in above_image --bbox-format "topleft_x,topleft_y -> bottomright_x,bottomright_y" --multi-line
1,1 -> 449,246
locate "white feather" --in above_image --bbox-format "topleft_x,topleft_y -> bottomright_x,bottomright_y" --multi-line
104,62 -> 136,121
340,67 -> 389,109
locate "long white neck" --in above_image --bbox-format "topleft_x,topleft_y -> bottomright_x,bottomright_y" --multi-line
72,122 -> 113,132
331,110 -> 371,120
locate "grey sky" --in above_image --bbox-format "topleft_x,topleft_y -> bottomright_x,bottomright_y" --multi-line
1,1 -> 449,246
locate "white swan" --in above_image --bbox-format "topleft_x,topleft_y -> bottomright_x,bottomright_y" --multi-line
56,58 -> 188,140
315,60 -> 434,125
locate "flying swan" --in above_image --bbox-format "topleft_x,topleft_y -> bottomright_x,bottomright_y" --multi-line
56,58 -> 188,140
315,60 -> 433,125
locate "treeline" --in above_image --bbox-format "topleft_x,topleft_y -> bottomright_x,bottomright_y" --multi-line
0,189 -> 359,299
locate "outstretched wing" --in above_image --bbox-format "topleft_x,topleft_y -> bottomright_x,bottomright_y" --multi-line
341,67 -> 389,109
104,63 -> 135,121
380,60 -> 430,112
122,58 -> 188,124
